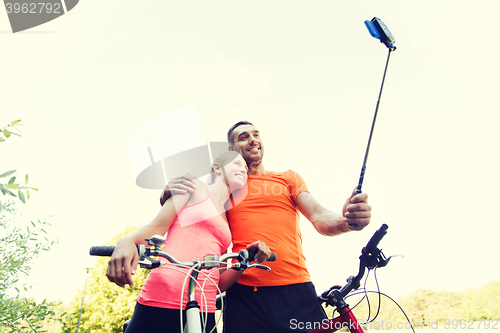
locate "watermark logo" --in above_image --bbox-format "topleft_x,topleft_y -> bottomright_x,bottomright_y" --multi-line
128,105 -> 231,190
128,105 -> 246,222
4,0 -> 78,33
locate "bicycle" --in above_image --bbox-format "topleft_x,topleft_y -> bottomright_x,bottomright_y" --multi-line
307,223 -> 410,333
90,235 -> 276,333
209,224 -> 408,333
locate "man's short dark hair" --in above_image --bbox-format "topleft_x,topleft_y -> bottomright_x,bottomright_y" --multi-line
227,121 -> 254,144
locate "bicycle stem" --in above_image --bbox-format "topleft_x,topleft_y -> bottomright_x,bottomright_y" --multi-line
187,262 -> 202,303
339,256 -> 366,298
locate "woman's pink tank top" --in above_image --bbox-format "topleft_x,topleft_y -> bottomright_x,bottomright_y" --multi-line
137,185 -> 231,312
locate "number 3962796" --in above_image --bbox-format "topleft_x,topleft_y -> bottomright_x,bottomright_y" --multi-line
5,3 -> 62,14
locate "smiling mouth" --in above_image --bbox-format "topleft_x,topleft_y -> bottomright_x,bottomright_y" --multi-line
247,146 -> 260,152
235,173 -> 246,180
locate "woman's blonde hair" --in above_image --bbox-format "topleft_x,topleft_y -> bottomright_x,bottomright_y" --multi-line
207,151 -> 242,185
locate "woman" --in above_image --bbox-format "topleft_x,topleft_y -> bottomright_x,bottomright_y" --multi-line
106,151 -> 270,332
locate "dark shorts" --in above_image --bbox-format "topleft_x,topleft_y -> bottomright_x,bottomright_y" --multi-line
125,302 -> 217,333
223,282 -> 327,333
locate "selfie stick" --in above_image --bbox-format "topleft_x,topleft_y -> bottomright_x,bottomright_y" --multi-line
354,18 -> 396,197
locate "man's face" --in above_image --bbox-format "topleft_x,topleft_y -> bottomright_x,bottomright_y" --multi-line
230,124 -> 264,166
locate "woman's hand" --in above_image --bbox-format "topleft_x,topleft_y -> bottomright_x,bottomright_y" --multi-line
106,237 -> 139,288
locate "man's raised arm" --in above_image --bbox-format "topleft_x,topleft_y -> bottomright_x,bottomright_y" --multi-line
296,191 -> 371,236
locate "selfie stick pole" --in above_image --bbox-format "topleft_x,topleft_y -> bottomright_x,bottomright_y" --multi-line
348,18 -> 396,228
354,17 -> 397,197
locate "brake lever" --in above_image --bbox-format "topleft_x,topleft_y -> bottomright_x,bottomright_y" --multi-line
230,251 -> 253,271
230,262 -> 271,272
363,246 -> 391,269
249,263 -> 271,272
138,255 -> 163,269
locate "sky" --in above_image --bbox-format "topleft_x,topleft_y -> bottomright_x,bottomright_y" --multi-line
1,0 -> 500,305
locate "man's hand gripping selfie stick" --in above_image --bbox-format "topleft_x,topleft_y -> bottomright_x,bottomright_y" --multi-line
354,18 -> 396,197
350,18 -> 396,227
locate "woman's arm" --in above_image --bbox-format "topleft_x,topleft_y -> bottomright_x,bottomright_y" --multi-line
106,191 -> 192,288
125,193 -> 192,245
219,268 -> 244,293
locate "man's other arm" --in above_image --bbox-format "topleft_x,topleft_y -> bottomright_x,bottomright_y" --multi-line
160,174 -> 197,206
296,191 -> 371,236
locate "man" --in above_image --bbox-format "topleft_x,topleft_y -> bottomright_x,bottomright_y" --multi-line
161,121 -> 372,333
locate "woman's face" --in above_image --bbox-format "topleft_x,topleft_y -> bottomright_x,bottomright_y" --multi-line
222,154 -> 248,190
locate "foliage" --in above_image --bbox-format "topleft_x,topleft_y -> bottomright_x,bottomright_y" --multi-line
0,297 -> 57,333
41,301 -> 71,333
0,120 -> 22,143
0,119 -> 59,331
462,281 -> 500,320
0,202 -> 58,332
0,120 -> 38,205
61,227 -> 149,333
396,289 -> 464,325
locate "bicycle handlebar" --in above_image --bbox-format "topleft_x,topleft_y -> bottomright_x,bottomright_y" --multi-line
89,245 -> 144,257
89,246 -> 113,256
319,224 -> 390,302
89,239 -> 276,270
365,223 -> 388,252
239,249 -> 277,262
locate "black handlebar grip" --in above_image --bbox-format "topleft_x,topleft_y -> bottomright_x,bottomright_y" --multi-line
365,223 -> 388,251
89,246 -> 115,256
245,250 -> 277,262
89,245 -> 145,257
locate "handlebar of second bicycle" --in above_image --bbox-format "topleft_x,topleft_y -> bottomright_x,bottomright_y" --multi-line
319,223 -> 390,301
365,223 -> 388,252
237,249 -> 277,263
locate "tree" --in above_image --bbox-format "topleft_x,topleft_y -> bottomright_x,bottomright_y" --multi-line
462,281 -> 500,320
0,120 -> 38,206
61,227 -> 149,333
0,120 -> 59,332
0,202 -> 58,332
